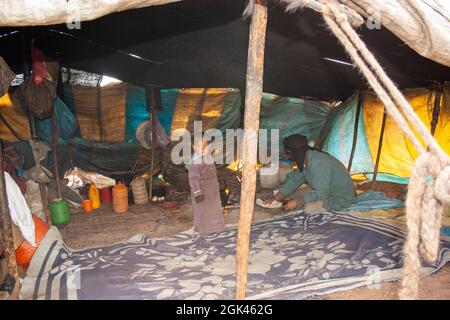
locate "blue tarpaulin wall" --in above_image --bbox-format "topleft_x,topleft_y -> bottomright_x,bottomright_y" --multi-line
259,93 -> 331,153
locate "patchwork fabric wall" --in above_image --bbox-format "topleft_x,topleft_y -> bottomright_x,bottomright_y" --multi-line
3,76 -> 448,183
0,92 -> 31,141
364,86 -> 450,182
169,88 -> 241,137
0,93 -> 77,144
125,85 -> 242,143
323,83 -> 450,183
70,83 -> 127,142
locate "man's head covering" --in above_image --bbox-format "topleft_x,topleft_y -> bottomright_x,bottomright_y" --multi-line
283,134 -> 309,172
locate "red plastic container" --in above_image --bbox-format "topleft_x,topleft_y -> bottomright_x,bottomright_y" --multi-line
82,199 -> 93,213
100,187 -> 112,204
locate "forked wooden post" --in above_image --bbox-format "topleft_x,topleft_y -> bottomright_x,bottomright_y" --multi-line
236,0 -> 268,300
0,143 -> 20,297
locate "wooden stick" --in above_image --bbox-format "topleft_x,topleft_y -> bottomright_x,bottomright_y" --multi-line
372,106 -> 387,189
146,87 -> 158,203
430,83 -> 443,137
51,112 -> 62,199
0,143 -> 20,297
235,0 -> 268,300
314,108 -> 337,150
20,30 -> 37,141
39,183 -> 51,226
149,124 -> 155,204
347,90 -> 363,171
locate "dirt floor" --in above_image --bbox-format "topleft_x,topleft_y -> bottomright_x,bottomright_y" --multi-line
327,266 -> 450,300
60,200 -> 276,249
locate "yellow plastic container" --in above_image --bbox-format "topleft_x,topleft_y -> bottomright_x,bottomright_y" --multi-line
89,183 -> 101,209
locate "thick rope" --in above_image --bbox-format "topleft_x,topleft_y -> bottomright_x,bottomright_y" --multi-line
320,1 -> 450,300
275,0 -> 450,300
321,8 -> 426,155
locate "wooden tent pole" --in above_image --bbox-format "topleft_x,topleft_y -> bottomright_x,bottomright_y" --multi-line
347,90 -> 363,171
22,32 -> 52,225
430,83 -> 443,136
51,112 -> 62,199
149,107 -> 156,204
20,30 -> 37,140
146,86 -> 158,204
314,108 -> 337,150
372,106 -> 387,189
0,143 -> 20,296
235,0 -> 268,300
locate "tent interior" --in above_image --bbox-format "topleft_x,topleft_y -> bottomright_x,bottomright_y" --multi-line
0,0 -> 450,300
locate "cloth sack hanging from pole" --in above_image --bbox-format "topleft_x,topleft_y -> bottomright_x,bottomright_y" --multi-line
135,115 -> 170,149
17,44 -> 59,119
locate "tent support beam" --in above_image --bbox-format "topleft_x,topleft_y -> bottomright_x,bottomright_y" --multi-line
51,112 -> 62,200
23,31 -> 52,224
239,87 -> 246,129
20,30 -> 37,140
430,83 -> 443,136
96,77 -> 104,141
372,106 -> 387,189
347,90 -> 363,171
0,143 -> 20,297
314,108 -> 337,150
146,86 -> 159,204
236,0 -> 268,300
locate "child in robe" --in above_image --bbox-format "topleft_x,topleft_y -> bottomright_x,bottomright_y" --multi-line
187,137 -> 225,235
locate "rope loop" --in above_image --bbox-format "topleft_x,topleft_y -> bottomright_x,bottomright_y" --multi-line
269,0 -> 450,301
435,166 -> 450,205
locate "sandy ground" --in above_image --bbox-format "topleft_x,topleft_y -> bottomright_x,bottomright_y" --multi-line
327,266 -> 450,300
58,195 -> 450,300
61,202 -> 276,249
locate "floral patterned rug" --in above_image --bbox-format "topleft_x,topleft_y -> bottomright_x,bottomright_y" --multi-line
21,211 -> 450,300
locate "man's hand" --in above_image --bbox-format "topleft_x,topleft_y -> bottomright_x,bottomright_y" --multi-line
195,194 -> 205,203
263,192 -> 284,205
282,199 -> 297,211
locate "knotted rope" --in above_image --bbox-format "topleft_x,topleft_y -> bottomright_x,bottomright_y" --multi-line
245,0 -> 450,299
313,0 -> 450,299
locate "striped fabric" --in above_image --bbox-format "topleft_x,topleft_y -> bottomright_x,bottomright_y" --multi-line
20,211 -> 450,300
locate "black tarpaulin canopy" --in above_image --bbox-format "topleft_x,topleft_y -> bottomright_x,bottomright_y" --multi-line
0,0 -> 449,100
